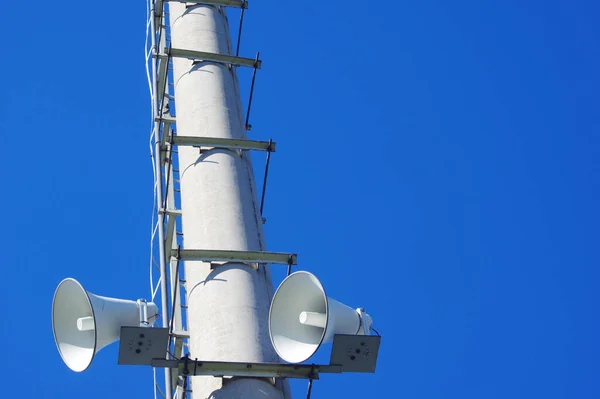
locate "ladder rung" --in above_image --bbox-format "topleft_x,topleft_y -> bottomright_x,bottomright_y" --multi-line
171,136 -> 275,152
156,115 -> 176,125
160,208 -> 182,216
172,249 -> 297,265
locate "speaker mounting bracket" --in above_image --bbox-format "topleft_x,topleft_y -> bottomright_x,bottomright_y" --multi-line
147,334 -> 381,377
151,357 -> 343,379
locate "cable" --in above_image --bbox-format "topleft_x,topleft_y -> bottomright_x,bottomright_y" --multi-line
167,350 -> 181,361
306,378 -> 313,399
147,6 -> 159,399
147,0 -> 159,302
182,375 -> 188,399
145,19 -> 153,106
150,221 -> 159,299
147,314 -> 161,325
370,327 -> 381,336
153,367 -> 158,399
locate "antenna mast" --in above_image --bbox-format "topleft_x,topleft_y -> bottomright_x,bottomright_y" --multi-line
51,2 -> 380,396
149,2 -> 288,398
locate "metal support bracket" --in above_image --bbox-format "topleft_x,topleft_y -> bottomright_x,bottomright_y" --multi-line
154,1 -> 166,33
165,48 -> 262,69
161,208 -> 182,265
171,136 -> 276,152
156,52 -> 171,114
155,49 -> 174,151
172,249 -> 298,265
152,358 -> 343,379
166,0 -> 248,8
156,115 -> 176,149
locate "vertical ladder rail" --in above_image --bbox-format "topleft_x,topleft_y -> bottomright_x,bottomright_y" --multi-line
150,2 -> 173,399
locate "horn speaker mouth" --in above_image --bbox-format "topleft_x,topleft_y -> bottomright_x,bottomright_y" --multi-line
268,271 -> 329,364
51,278 -> 97,372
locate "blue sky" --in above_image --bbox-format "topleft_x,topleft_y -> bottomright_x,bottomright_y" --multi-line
1,1 -> 599,398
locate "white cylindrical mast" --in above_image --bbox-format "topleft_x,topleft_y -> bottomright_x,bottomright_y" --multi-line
169,4 -> 286,399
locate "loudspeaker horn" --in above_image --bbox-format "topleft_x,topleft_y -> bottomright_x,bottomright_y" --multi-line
51,278 -> 158,372
269,271 -> 373,364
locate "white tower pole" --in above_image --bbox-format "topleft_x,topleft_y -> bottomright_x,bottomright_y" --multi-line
168,4 -> 287,399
